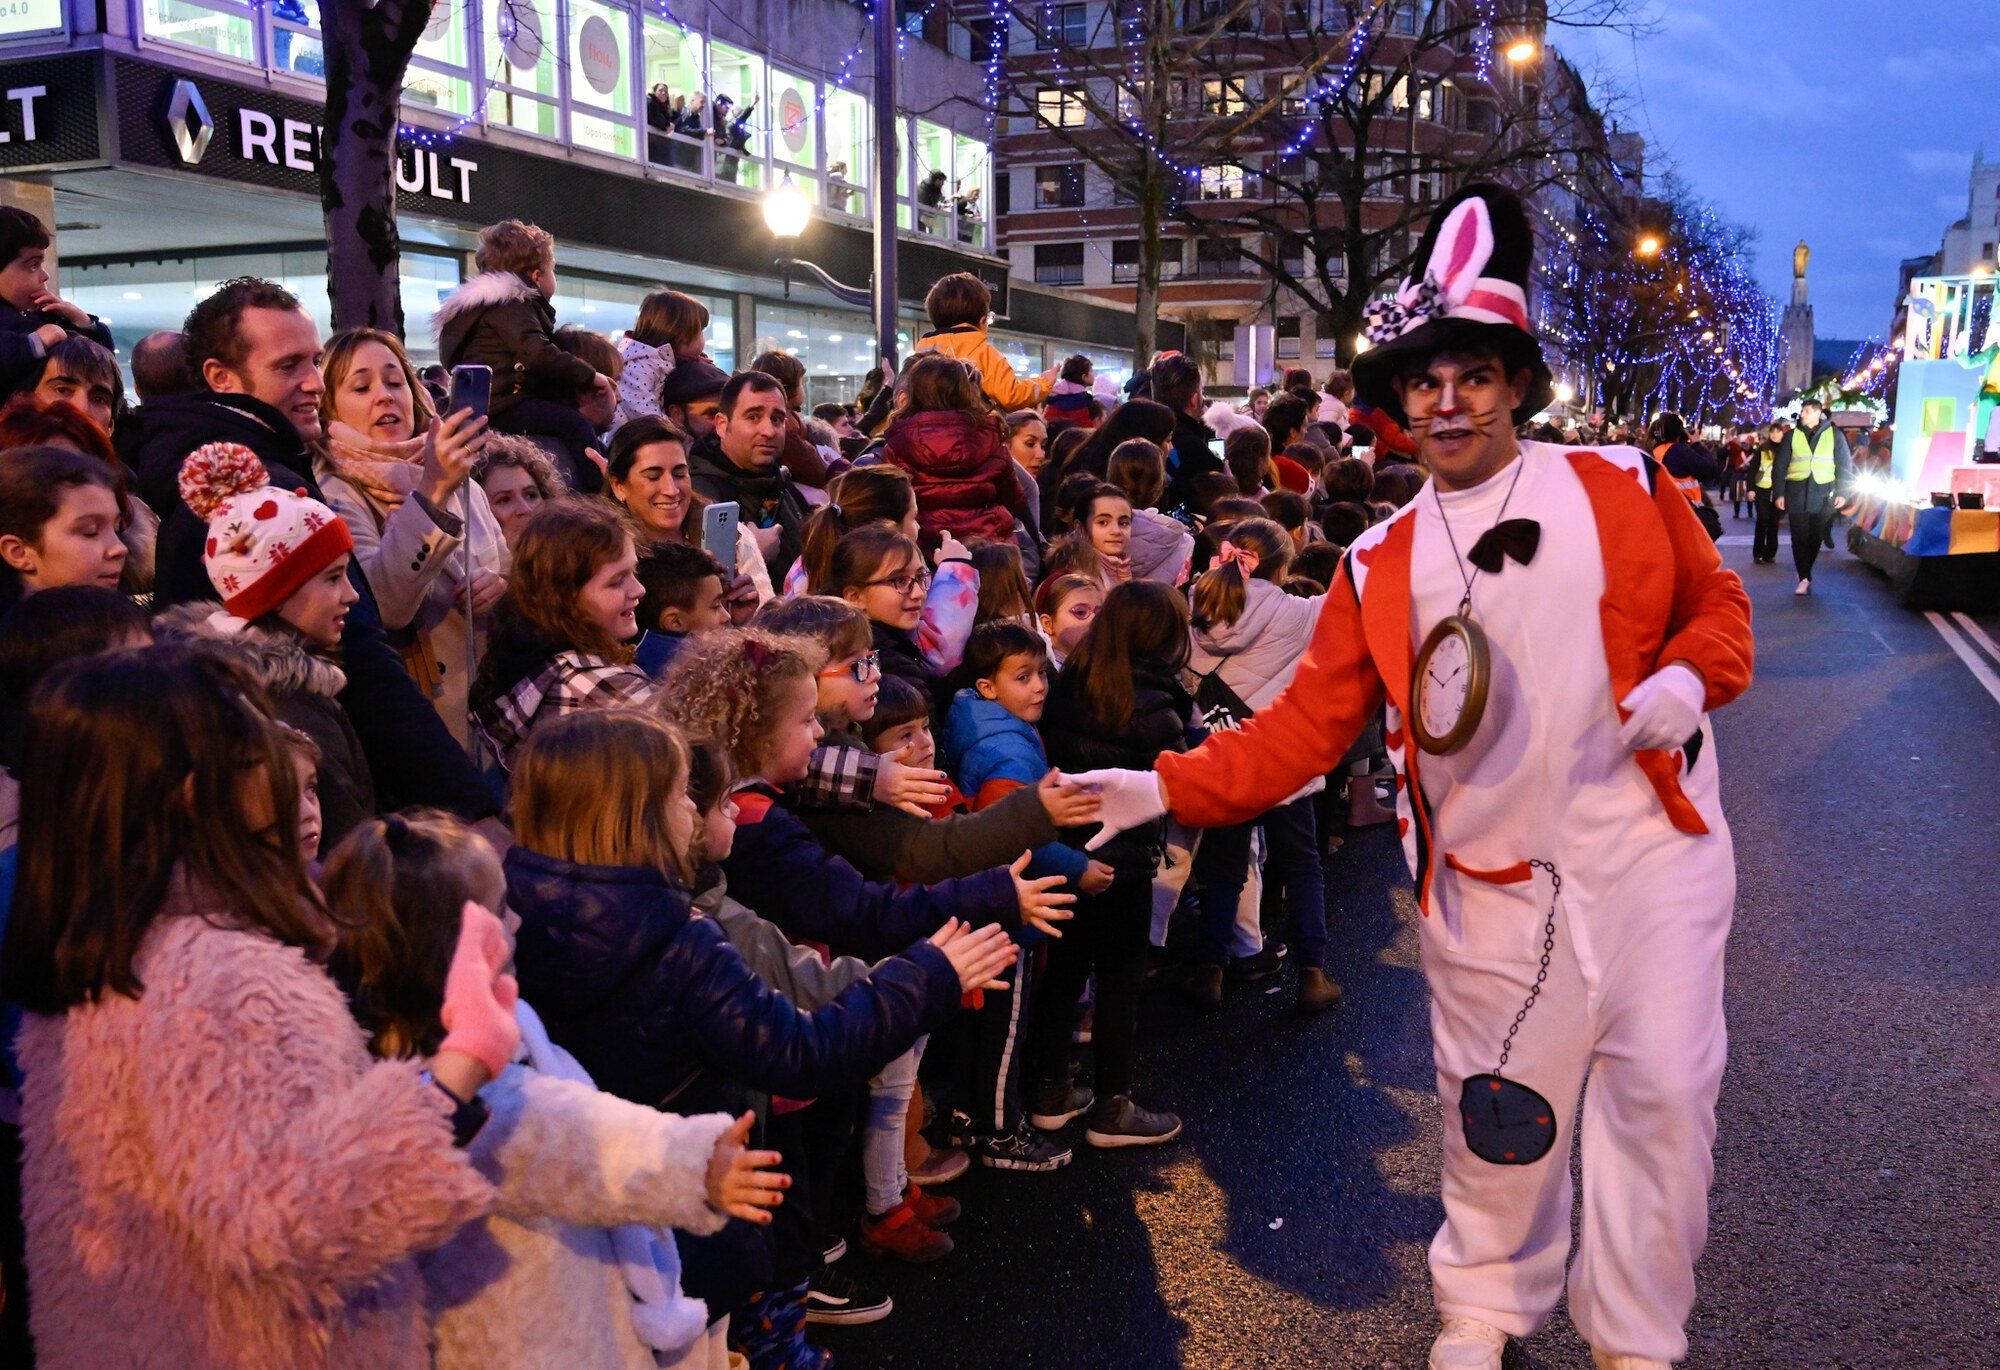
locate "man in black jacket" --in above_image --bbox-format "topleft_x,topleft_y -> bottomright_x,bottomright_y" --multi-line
144,276 -> 500,822
1150,351 -> 1222,512
689,371 -> 808,582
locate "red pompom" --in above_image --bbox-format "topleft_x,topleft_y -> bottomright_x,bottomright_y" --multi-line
177,443 -> 268,520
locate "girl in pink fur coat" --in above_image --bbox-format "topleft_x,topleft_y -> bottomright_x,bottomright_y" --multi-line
0,645 -> 521,1370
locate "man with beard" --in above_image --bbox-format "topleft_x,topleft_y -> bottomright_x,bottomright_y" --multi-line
1067,186 -> 1753,1370
687,370 -> 808,582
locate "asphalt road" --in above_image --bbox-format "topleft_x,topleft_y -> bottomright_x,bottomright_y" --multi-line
822,515 -> 2000,1369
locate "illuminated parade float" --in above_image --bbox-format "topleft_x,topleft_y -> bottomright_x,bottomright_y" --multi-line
1849,269 -> 2000,609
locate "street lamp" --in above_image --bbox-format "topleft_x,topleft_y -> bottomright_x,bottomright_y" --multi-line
764,176 -> 873,308
1505,39 -> 1539,65
1636,234 -> 1663,259
763,175 -> 811,241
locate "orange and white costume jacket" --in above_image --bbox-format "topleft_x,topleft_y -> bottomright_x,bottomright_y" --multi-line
1157,444 -> 1755,914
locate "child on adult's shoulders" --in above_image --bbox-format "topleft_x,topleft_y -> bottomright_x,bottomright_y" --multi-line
0,206 -> 114,400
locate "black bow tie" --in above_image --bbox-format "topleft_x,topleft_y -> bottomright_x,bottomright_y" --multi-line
1467,518 -> 1541,574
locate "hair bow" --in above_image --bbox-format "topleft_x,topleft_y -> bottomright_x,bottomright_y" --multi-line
744,638 -> 776,671
1216,541 -> 1262,579
1363,273 -> 1447,345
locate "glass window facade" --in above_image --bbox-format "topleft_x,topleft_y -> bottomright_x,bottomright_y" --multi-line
122,0 -> 993,249
64,247 -> 461,367
754,301 -> 911,409
568,0 -> 637,158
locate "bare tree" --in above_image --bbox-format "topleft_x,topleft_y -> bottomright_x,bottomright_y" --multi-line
1553,175 -> 1777,425
988,0 -> 1648,369
319,0 -> 437,333
986,0 -> 1361,366
1170,0 -> 1651,363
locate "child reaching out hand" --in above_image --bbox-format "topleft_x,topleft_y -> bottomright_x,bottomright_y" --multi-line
322,809 -> 791,1369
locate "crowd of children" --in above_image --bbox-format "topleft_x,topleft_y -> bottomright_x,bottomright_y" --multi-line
0,211 -> 1435,1368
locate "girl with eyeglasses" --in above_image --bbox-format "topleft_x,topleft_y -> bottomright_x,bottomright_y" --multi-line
830,524 -> 978,711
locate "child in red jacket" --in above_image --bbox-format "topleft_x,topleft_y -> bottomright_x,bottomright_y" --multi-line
881,354 -> 1031,553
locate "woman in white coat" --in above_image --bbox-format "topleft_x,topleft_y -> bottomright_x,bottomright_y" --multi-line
315,328 -> 509,748
1184,517 -> 1336,1014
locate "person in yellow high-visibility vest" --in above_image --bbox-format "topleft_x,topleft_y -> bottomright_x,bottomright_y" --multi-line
1751,418 -> 1786,564
1775,397 -> 1851,594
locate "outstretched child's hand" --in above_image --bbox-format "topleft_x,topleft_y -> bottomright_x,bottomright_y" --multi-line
877,747 -> 951,817
935,531 -> 971,566
706,1110 -> 788,1223
1078,860 -> 1116,895
437,901 -> 521,1088
1009,851 -> 1076,937
930,918 -> 1017,992
1036,769 -> 1103,827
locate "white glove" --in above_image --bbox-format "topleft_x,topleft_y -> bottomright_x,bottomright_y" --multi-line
1060,769 -> 1168,852
1617,663 -> 1706,752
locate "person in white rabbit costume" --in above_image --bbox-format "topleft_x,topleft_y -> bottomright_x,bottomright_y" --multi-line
1070,184 -> 1754,1370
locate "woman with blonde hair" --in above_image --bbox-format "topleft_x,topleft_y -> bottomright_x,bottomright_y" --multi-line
315,326 -> 508,747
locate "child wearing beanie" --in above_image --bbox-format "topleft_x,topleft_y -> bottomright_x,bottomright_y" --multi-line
154,442 -> 379,847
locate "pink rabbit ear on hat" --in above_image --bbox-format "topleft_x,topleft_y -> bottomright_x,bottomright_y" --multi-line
1428,196 -> 1496,305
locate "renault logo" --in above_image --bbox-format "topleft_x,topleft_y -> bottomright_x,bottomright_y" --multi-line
165,79 -> 213,165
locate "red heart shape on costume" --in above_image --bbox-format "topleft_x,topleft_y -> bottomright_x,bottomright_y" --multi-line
1354,540 -> 1380,569
1397,818 -> 1410,838
1394,775 -> 1408,793
1385,726 -> 1405,750
205,536 -> 216,557
252,500 -> 279,521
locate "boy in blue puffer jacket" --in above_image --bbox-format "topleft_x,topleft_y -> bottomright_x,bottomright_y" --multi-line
943,622 -> 1112,894
941,622 -> 1115,1153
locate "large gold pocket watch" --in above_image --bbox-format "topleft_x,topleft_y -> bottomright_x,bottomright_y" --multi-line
1411,600 -> 1491,755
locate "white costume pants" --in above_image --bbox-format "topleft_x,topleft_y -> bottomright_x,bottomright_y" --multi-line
1419,828 -> 1734,1362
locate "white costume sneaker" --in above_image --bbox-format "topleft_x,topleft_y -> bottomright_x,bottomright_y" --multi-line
1428,1317 -> 1510,1370
1592,1353 -> 1671,1370
1795,578 -> 1811,595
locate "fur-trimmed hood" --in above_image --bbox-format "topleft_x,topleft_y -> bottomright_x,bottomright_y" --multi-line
432,270 -> 540,340
153,601 -> 348,699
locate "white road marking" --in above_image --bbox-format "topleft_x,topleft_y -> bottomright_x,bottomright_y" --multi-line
1925,612 -> 2000,708
1949,613 -> 2000,670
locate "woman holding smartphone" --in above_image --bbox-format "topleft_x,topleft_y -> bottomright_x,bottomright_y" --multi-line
314,331 -> 508,750
604,415 -> 771,618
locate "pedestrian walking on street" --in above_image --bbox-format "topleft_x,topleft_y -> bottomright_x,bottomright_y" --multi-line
1778,396 -> 1852,594
1751,418 -> 1785,564
1069,185 -> 1752,1370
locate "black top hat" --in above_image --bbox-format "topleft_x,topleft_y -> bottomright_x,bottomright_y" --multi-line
1350,183 -> 1554,426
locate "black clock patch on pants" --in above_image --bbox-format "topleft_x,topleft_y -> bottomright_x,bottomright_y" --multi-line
1460,1073 -> 1558,1165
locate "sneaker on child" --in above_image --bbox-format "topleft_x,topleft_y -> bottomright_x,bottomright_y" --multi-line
972,1119 -> 1073,1171
1027,1077 -> 1095,1131
858,1198 -> 953,1263
908,1144 -> 970,1186
804,1265 -> 893,1325
1084,1094 -> 1182,1149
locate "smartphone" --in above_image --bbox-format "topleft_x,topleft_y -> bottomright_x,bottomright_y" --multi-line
701,500 -> 740,565
448,363 -> 492,420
